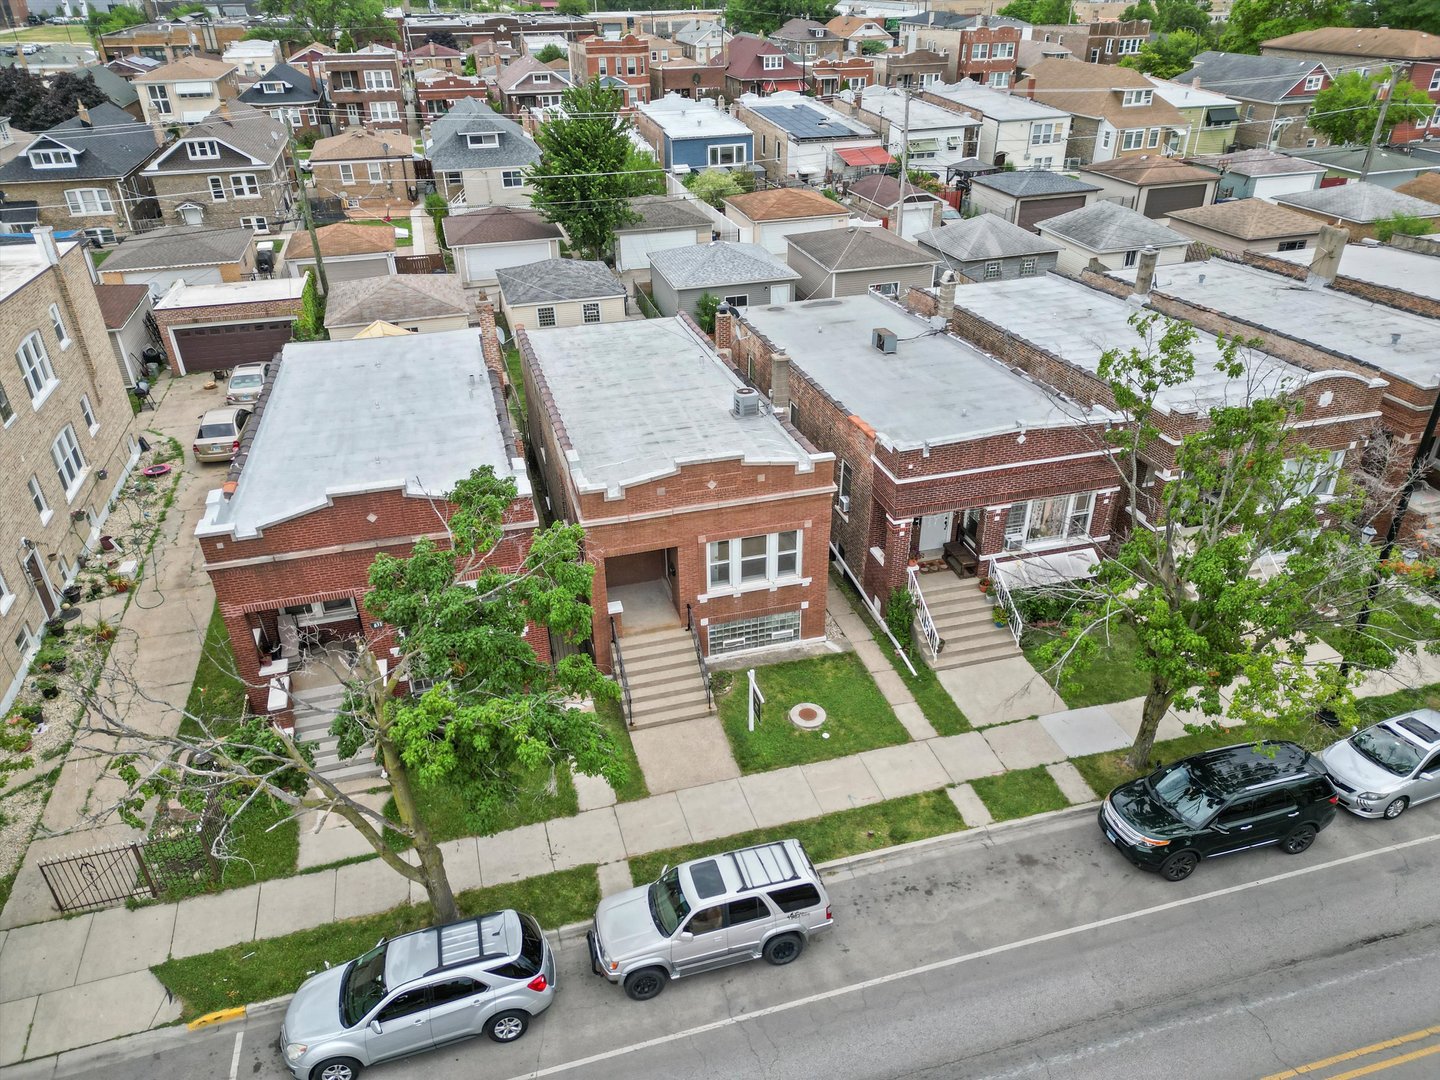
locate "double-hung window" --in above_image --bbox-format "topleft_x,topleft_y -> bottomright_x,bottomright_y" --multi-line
16,332 -> 57,403
762,53 -> 784,70
1031,121 -> 1059,145
64,188 -> 113,215
208,176 -> 226,201
1003,493 -> 1094,549
1283,450 -> 1344,498
0,568 -> 12,616
707,531 -> 803,590
52,424 -> 87,501
502,169 -> 524,188
970,43 -> 989,60
230,173 -> 260,198
836,459 -> 853,511
49,304 -> 70,348
80,393 -> 98,434
0,378 -> 13,425
1121,128 -> 1145,151
29,474 -> 51,522
339,163 -> 356,185
367,162 -> 384,183
364,69 -> 394,90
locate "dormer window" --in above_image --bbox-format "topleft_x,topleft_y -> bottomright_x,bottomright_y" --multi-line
533,72 -> 550,83
29,148 -> 75,168
812,28 -> 825,37
1121,89 -> 1153,107
187,139 -> 221,160
465,131 -> 500,148
762,53 -> 784,70
259,81 -> 288,94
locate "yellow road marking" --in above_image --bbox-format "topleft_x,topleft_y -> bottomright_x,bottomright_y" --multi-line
187,1006 -> 247,1030
1326,1042 -> 1440,1080
1260,1025 -> 1440,1079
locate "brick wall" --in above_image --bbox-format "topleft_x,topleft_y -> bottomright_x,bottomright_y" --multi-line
152,294 -> 305,375
309,160 -> 414,210
0,177 -> 143,235
149,163 -> 291,231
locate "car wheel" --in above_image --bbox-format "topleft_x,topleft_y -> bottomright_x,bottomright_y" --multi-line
1383,796 -> 1408,820
1158,850 -> 1199,882
623,967 -> 668,1001
485,1010 -> 529,1043
763,933 -> 804,966
1280,824 -> 1318,855
310,1059 -> 363,1080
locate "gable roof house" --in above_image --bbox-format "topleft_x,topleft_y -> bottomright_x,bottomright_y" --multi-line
238,62 -> 330,138
424,98 -> 540,209
725,35 -> 808,100
1144,76 -> 1240,158
1078,155 -> 1220,220
80,61 -> 145,118
97,225 -> 257,294
444,206 -> 563,288
1020,58 -> 1189,168
1038,199 -> 1192,274
0,102 -> 161,238
770,18 -> 846,65
921,81 -> 1072,171
1165,198 -> 1324,255
1185,147 -> 1326,202
324,274 -> 471,339
648,241 -> 800,317
496,55 -> 574,115
853,85 -> 981,180
734,91 -> 887,183
309,127 -> 419,212
496,258 -> 627,330
1176,52 -> 1333,151
94,282 -> 158,388
407,40 -> 464,75
674,19 -> 731,63
141,102 -> 291,234
785,225 -> 937,299
723,187 -> 851,255
613,194 -> 721,275
282,221 -> 397,291
133,55 -> 240,127
845,174 -> 945,241
826,15 -> 893,53
1274,183 -> 1440,241
967,169 -> 1102,232
915,215 -> 1063,281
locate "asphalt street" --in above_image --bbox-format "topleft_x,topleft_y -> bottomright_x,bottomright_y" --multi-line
11,803 -> 1439,1080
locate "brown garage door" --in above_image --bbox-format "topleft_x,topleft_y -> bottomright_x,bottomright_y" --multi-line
172,320 -> 294,373
1017,194 -> 1089,233
1144,184 -> 1207,219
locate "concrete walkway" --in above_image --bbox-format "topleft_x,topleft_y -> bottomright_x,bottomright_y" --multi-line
409,204 -> 432,256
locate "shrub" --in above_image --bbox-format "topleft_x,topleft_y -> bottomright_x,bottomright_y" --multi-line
696,292 -> 720,333
885,587 -> 917,654
1374,212 -> 1434,242
1012,588 -> 1072,625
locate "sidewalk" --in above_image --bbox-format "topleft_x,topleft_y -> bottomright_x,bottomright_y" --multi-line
409,204 -> 431,256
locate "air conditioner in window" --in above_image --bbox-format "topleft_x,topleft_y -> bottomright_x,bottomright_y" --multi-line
837,494 -> 851,513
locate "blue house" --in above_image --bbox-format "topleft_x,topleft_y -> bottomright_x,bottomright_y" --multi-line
636,92 -> 754,174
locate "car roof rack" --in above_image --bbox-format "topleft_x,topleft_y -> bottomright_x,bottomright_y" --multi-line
727,841 -> 801,892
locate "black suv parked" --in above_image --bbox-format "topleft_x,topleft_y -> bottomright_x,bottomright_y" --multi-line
1100,741 -> 1338,882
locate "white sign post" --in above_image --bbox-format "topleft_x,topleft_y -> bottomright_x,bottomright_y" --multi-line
747,668 -> 764,733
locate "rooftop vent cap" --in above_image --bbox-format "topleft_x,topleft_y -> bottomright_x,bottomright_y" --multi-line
871,326 -> 898,354
733,385 -> 762,417
1391,332 -> 1401,346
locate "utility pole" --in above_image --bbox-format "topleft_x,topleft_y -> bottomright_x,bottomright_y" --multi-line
892,86 -> 910,235
1358,70 -> 1395,184
287,118 -> 329,296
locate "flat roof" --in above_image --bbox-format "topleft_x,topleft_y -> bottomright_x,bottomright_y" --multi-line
0,237 -> 76,304
638,95 -> 753,139
951,275 -> 1367,415
156,277 -> 307,309
1272,243 -> 1440,305
740,294 -> 1100,451
523,317 -> 818,498
1110,260 -> 1440,390
198,329 -> 527,539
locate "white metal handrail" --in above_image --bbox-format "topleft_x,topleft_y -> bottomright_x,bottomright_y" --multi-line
987,557 -> 1023,645
906,565 -> 942,662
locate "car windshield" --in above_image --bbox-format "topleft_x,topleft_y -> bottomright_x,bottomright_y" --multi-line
230,373 -> 264,388
1148,763 -> 1224,828
648,867 -> 691,936
1351,726 -> 1425,777
197,422 -> 234,439
340,941 -> 389,1027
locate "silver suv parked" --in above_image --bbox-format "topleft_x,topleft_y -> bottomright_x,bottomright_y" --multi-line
280,910 -> 555,1080
1321,710 -> 1440,820
588,839 -> 832,1001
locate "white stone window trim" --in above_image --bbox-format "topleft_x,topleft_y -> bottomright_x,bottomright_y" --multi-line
29,473 -> 53,526
705,530 -> 803,594
52,424 -> 89,504
80,392 -> 99,435
17,331 -> 59,409
49,303 -> 72,350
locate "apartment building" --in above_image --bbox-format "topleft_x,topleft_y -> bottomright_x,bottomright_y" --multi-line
319,45 -> 407,132
898,12 -> 1022,87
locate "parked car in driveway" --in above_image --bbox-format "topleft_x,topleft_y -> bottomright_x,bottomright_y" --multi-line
1100,741 -> 1339,882
280,909 -> 555,1080
588,839 -> 832,1001
192,407 -> 250,462
225,361 -> 269,404
1321,710 -> 1440,820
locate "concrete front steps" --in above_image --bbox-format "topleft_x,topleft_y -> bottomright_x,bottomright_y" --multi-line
619,628 -> 714,730
913,572 -> 1022,670
292,684 -> 386,786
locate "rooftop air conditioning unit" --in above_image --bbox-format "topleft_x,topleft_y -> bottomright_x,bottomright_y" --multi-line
871,327 -> 898,354
733,386 -> 762,417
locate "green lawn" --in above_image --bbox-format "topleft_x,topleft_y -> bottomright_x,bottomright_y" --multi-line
152,865 -> 601,1020
629,790 -> 964,886
351,217 -> 413,247
1023,622 -> 1151,708
89,249 -> 110,267
386,762 -> 577,847
1353,681 -> 1440,725
831,572 -> 970,736
719,653 -> 911,773
971,766 -> 1070,822
152,800 -> 299,902
180,603 -> 248,740
593,695 -> 649,802
2,25 -> 90,43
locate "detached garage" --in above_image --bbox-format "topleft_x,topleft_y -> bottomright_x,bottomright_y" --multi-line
153,278 -> 307,376
97,225 -> 256,297
1078,158 -> 1219,222
613,195 -> 717,275
967,171 -> 1102,234
444,206 -> 564,289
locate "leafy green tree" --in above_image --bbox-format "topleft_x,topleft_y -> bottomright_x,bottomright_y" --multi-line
997,0 -> 1076,23
1349,0 -> 1440,34
1154,0 -> 1215,35
1374,212 -> 1435,241
1219,0 -> 1350,54
0,67 -> 108,131
87,4 -> 145,37
687,167 -> 745,208
257,0 -> 397,48
1121,1 -> 1158,20
534,43 -> 567,64
724,0 -> 836,36
860,39 -> 889,55
1028,312 -> 1438,770
462,54 -> 478,76
557,0 -> 592,15
426,31 -> 460,50
1310,69 -> 1433,145
80,469 -> 627,922
528,80 -> 659,260
695,292 -> 721,333
1120,29 -> 1206,78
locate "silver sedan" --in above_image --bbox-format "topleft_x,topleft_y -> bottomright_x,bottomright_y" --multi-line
1321,710 -> 1440,820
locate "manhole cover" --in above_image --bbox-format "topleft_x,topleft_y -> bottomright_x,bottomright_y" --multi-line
789,703 -> 826,730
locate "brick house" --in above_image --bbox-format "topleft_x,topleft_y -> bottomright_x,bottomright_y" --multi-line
649,58 -> 728,103
195,327 -> 539,720
769,19 -> 846,65
898,13 -> 1022,87
570,33 -> 655,106
133,56 -> 241,127
1026,19 -> 1152,66
518,315 -> 833,672
151,277 -> 308,376
725,35 -> 808,99
1177,52 -> 1333,152
0,102 -> 161,241
318,45 -> 407,132
407,40 -> 464,75
0,229 -> 141,713
140,103 -> 292,233
415,72 -> 493,119
807,56 -> 874,100
238,62 -> 331,139
97,18 -> 251,64
309,127 -> 419,211
825,16 -> 892,54
725,292 -> 1120,616
871,49 -> 948,91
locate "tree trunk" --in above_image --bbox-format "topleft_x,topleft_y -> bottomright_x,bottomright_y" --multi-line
383,735 -> 458,922
1126,680 -> 1176,772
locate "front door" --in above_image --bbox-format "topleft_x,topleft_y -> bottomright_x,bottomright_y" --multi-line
1410,752 -> 1440,805
918,512 -> 953,554
1204,791 -> 1297,857
961,508 -> 981,547
365,987 -> 433,1063
23,552 -> 57,620
670,906 -> 732,973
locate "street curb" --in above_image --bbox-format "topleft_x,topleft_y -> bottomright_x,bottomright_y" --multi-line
186,1006 -> 246,1030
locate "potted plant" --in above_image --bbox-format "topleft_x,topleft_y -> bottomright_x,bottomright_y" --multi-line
62,584 -> 83,604
90,620 -> 117,643
977,577 -> 991,595
35,677 -> 60,700
992,606 -> 1010,629
44,618 -> 67,638
35,644 -> 67,673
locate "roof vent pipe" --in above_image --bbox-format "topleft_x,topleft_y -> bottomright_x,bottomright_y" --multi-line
1391,333 -> 1401,346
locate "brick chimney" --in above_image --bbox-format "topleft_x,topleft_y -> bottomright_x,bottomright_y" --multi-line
476,299 -> 505,376
715,307 -> 734,351
937,269 -> 957,320
1306,223 -> 1348,288
1132,245 -> 1159,297
76,99 -> 91,125
769,352 -> 791,416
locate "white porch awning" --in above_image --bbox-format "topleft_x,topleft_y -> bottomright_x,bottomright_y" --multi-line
993,547 -> 1099,591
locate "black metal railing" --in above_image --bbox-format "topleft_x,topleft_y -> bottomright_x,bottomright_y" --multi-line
609,616 -> 634,729
686,604 -> 714,712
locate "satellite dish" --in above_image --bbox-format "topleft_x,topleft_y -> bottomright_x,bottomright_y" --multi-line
495,325 -> 510,345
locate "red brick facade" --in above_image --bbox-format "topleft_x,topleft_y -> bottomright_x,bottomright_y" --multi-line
571,34 -> 653,105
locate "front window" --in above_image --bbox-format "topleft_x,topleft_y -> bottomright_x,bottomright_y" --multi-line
971,43 -> 989,61
64,188 -> 114,215
537,306 -> 557,328
364,69 -> 395,90
1121,128 -> 1145,151
230,173 -> 260,198
988,71 -> 1010,88
370,101 -> 399,122
340,942 -> 389,1027
260,81 -> 286,94
1031,122 -> 1060,145
466,131 -> 500,148
187,139 -> 220,160
708,143 -> 746,166
1003,492 -> 1094,549
16,332 -> 57,401
52,424 -> 87,499
707,530 -> 804,590
502,169 -> 524,188
1118,37 -> 1142,55
147,85 -> 172,115
1148,763 -> 1223,828
648,867 -> 691,936
1148,127 -> 1161,148
1121,89 -> 1151,108
994,42 -> 1015,59
1350,726 -> 1426,777
762,53 -> 784,70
